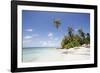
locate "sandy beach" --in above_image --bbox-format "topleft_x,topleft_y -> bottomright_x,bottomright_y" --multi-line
37,47 -> 90,62
23,47 -> 90,62
22,10 -> 91,63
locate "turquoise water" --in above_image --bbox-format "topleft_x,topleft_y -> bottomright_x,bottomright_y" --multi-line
22,47 -> 90,62
22,47 -> 58,62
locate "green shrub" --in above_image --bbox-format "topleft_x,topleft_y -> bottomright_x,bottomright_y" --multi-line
61,26 -> 90,49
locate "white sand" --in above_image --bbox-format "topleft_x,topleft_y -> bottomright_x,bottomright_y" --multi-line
33,47 -> 90,62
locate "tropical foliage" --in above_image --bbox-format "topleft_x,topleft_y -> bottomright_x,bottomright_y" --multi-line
61,26 -> 90,49
53,18 -> 90,49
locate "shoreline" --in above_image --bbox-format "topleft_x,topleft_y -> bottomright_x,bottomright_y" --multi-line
23,46 -> 90,63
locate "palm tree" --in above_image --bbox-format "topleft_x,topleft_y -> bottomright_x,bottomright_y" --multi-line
86,33 -> 90,44
78,28 -> 85,44
53,18 -> 61,29
78,28 -> 85,39
67,26 -> 74,39
86,33 -> 90,38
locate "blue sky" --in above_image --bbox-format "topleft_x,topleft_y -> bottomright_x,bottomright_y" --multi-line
22,10 -> 90,48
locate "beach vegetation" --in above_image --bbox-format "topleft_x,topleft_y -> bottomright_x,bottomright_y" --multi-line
53,18 -> 90,49
61,26 -> 90,49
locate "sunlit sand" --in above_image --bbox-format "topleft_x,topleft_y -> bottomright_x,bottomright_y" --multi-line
23,47 -> 90,62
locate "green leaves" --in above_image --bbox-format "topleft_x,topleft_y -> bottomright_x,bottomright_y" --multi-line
53,18 -> 61,29
53,18 -> 90,49
61,27 -> 90,49
61,35 -> 81,49
67,26 -> 74,38
78,28 -> 85,39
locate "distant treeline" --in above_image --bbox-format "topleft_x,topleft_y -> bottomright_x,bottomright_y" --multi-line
53,18 -> 90,49
61,26 -> 90,49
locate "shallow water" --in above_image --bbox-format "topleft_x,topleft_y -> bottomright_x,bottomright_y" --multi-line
22,47 -> 60,62
22,47 -> 90,62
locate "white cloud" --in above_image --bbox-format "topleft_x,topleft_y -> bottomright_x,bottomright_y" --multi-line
23,39 -> 32,43
48,32 -> 53,37
26,29 -> 33,32
40,40 -> 60,47
24,36 -> 32,39
23,33 -> 39,41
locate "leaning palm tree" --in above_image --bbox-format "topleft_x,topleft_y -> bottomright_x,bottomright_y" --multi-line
53,18 -> 62,48
53,18 -> 61,29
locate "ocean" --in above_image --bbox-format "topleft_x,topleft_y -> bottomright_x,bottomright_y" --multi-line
22,47 -> 90,62
22,47 -> 59,62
